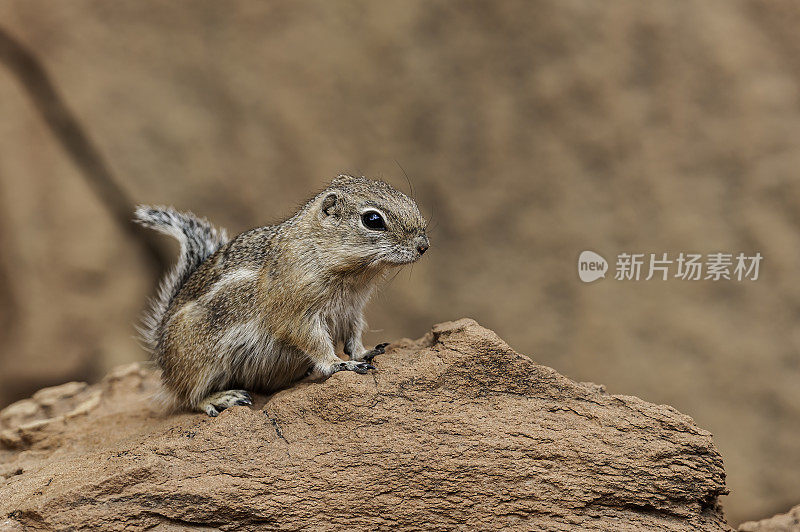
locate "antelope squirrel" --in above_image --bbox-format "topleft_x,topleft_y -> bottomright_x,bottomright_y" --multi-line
135,175 -> 429,416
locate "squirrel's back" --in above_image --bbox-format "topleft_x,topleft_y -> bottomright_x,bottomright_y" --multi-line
134,206 -> 229,361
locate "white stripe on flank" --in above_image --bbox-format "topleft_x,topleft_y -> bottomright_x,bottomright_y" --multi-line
201,268 -> 259,302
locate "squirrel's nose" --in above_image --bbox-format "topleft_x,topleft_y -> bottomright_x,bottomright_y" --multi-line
416,235 -> 429,255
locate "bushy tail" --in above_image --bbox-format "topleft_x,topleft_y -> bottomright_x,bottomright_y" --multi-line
134,205 -> 229,355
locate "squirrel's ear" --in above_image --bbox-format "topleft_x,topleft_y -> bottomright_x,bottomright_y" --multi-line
321,192 -> 340,217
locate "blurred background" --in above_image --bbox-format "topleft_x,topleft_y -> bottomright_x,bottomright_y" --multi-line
0,0 -> 798,525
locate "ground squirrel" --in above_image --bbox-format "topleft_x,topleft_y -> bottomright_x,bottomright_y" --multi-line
135,175 -> 429,416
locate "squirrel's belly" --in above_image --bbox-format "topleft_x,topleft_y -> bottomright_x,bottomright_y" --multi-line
224,331 -> 311,393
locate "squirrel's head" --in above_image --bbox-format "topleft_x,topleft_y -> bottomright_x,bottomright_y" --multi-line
313,175 -> 429,270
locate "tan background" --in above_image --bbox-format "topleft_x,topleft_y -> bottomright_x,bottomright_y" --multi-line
0,1 -> 798,526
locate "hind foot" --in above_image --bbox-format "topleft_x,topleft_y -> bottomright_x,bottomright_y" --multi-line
332,360 -> 375,374
198,389 -> 252,417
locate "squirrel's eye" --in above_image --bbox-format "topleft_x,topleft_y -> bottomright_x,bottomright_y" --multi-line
361,210 -> 386,231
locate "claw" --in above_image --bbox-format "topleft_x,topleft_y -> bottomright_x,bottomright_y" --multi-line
363,342 -> 389,362
333,361 -> 377,375
352,363 -> 372,374
199,389 -> 253,416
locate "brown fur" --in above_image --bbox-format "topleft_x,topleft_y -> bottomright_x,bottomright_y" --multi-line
143,175 -> 429,415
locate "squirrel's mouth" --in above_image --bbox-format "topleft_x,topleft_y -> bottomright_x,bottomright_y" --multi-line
367,241 -> 428,268
380,250 -> 424,266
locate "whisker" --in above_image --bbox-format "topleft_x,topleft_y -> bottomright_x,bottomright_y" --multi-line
394,159 -> 415,198
384,266 -> 406,289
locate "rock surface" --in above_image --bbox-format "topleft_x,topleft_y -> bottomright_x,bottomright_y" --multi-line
739,505 -> 800,532
0,319 -> 729,531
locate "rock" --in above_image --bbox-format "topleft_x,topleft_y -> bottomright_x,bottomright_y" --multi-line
739,505 -> 800,532
0,319 -> 730,531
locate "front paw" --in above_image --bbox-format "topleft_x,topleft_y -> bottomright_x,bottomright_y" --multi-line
363,342 -> 389,362
332,360 -> 376,375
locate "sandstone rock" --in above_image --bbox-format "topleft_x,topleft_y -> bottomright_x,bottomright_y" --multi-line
0,319 -> 729,530
739,505 -> 800,532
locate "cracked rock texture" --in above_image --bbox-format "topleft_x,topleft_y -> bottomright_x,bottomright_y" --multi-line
0,319 -> 729,531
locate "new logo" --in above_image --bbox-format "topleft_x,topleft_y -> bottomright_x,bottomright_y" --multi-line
578,250 -> 608,283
